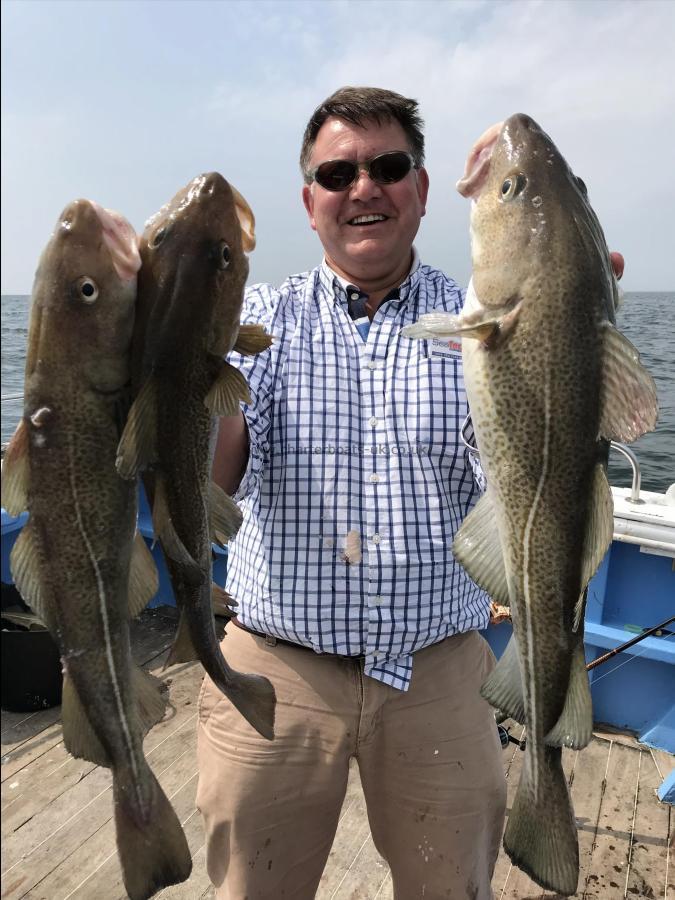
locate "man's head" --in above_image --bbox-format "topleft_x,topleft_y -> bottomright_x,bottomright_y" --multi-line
301,87 -> 429,293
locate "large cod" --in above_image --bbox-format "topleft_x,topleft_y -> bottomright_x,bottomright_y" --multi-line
116,172 -> 276,740
1,200 -> 192,899
403,114 -> 658,895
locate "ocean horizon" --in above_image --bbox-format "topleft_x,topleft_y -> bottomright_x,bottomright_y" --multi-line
2,291 -> 673,494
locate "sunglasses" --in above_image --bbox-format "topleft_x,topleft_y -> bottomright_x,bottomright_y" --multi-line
309,151 -> 417,192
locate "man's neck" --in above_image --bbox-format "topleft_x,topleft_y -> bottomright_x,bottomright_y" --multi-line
325,250 -> 415,319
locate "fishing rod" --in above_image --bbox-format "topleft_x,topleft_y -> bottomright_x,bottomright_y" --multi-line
498,613 -> 675,751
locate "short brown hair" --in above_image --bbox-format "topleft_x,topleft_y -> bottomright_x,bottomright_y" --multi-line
300,86 -> 425,183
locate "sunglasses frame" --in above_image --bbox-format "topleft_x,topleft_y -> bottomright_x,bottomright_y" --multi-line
308,151 -> 418,192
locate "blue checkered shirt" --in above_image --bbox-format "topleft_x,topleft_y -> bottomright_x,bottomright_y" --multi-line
226,257 -> 489,690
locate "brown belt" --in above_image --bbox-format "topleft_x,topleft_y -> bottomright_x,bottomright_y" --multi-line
230,617 -> 365,660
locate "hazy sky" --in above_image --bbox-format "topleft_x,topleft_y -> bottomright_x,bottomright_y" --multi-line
2,0 -> 674,294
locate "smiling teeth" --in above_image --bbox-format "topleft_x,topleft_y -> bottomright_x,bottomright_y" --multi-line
350,214 -> 386,225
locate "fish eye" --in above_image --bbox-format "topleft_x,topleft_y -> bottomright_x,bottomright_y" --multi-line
216,241 -> 231,270
74,276 -> 99,304
150,226 -> 167,248
501,173 -> 527,202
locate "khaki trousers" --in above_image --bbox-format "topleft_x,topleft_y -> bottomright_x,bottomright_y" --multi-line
196,626 -> 506,900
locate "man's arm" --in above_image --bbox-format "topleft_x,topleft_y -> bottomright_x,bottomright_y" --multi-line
212,412 -> 249,496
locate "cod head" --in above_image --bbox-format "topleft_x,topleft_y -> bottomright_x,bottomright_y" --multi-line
25,199 -> 140,396
138,172 -> 256,363
457,113 -> 615,316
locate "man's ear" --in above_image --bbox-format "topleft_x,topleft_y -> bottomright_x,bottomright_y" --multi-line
302,184 -> 317,231
417,167 -> 430,217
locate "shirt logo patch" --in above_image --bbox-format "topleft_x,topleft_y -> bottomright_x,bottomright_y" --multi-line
430,338 -> 462,360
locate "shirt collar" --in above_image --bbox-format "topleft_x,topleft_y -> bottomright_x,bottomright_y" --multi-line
319,247 -> 421,308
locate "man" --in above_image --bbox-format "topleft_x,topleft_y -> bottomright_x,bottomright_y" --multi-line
195,87 -> 620,899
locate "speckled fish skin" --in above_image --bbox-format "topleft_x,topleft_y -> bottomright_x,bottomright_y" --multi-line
2,199 -> 192,900
118,173 -> 276,741
403,113 -> 657,896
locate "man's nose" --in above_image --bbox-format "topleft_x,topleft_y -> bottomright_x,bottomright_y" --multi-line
349,168 -> 383,201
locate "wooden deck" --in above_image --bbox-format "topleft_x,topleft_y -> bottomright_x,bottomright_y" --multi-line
1,607 -> 673,900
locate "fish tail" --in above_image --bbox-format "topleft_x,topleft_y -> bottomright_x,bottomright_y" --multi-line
113,765 -> 192,900
211,667 -> 277,741
504,745 -> 579,896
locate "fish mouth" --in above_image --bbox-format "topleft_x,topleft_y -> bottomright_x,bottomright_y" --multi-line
456,120 -> 504,199
89,202 -> 141,282
347,213 -> 389,227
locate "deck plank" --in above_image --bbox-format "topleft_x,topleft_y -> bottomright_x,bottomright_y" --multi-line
582,739 -> 641,897
625,749 -> 671,898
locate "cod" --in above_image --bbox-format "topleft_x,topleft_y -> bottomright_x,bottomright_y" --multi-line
116,172 -> 276,740
403,114 -> 658,895
1,200 -> 192,899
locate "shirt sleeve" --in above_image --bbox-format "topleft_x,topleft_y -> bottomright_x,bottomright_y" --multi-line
225,284 -> 279,501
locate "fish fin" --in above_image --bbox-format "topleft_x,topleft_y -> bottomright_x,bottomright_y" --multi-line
165,612 -> 199,667
480,635 -> 526,724
114,766 -> 192,900
210,665 -> 277,741
61,674 -> 111,767
132,665 -> 167,735
152,477 -> 205,586
581,462 -> 614,589
452,492 -> 510,605
401,311 -> 500,342
204,361 -> 251,416
600,323 -> 659,442
10,524 -> 51,628
209,481 -> 243,544
128,532 -> 160,618
212,582 -> 238,618
1,418 -> 30,515
504,745 -> 579,895
232,323 -> 274,356
545,640 -> 593,749
116,377 -> 159,479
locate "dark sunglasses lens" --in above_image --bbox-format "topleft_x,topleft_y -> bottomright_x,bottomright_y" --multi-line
314,160 -> 358,191
370,152 -> 413,183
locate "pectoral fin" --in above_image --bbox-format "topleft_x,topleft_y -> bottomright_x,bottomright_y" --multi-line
209,481 -> 243,545
452,492 -> 510,606
1,418 -> 30,515
128,531 -> 160,618
205,361 -> 251,416
233,324 -> 273,356
402,311 -> 498,341
116,377 -> 159,479
600,323 -> 658,442
580,462 -> 614,589
10,524 -> 50,629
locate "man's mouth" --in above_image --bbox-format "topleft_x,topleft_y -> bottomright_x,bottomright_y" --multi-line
347,214 -> 388,226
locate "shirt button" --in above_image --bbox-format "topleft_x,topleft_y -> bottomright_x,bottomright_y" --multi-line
350,291 -> 360,300
372,533 -> 381,544
373,595 -> 383,605
369,416 -> 378,427
369,474 -> 380,484
367,360 -> 377,369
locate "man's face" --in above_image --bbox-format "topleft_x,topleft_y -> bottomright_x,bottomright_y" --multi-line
302,117 -> 429,286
